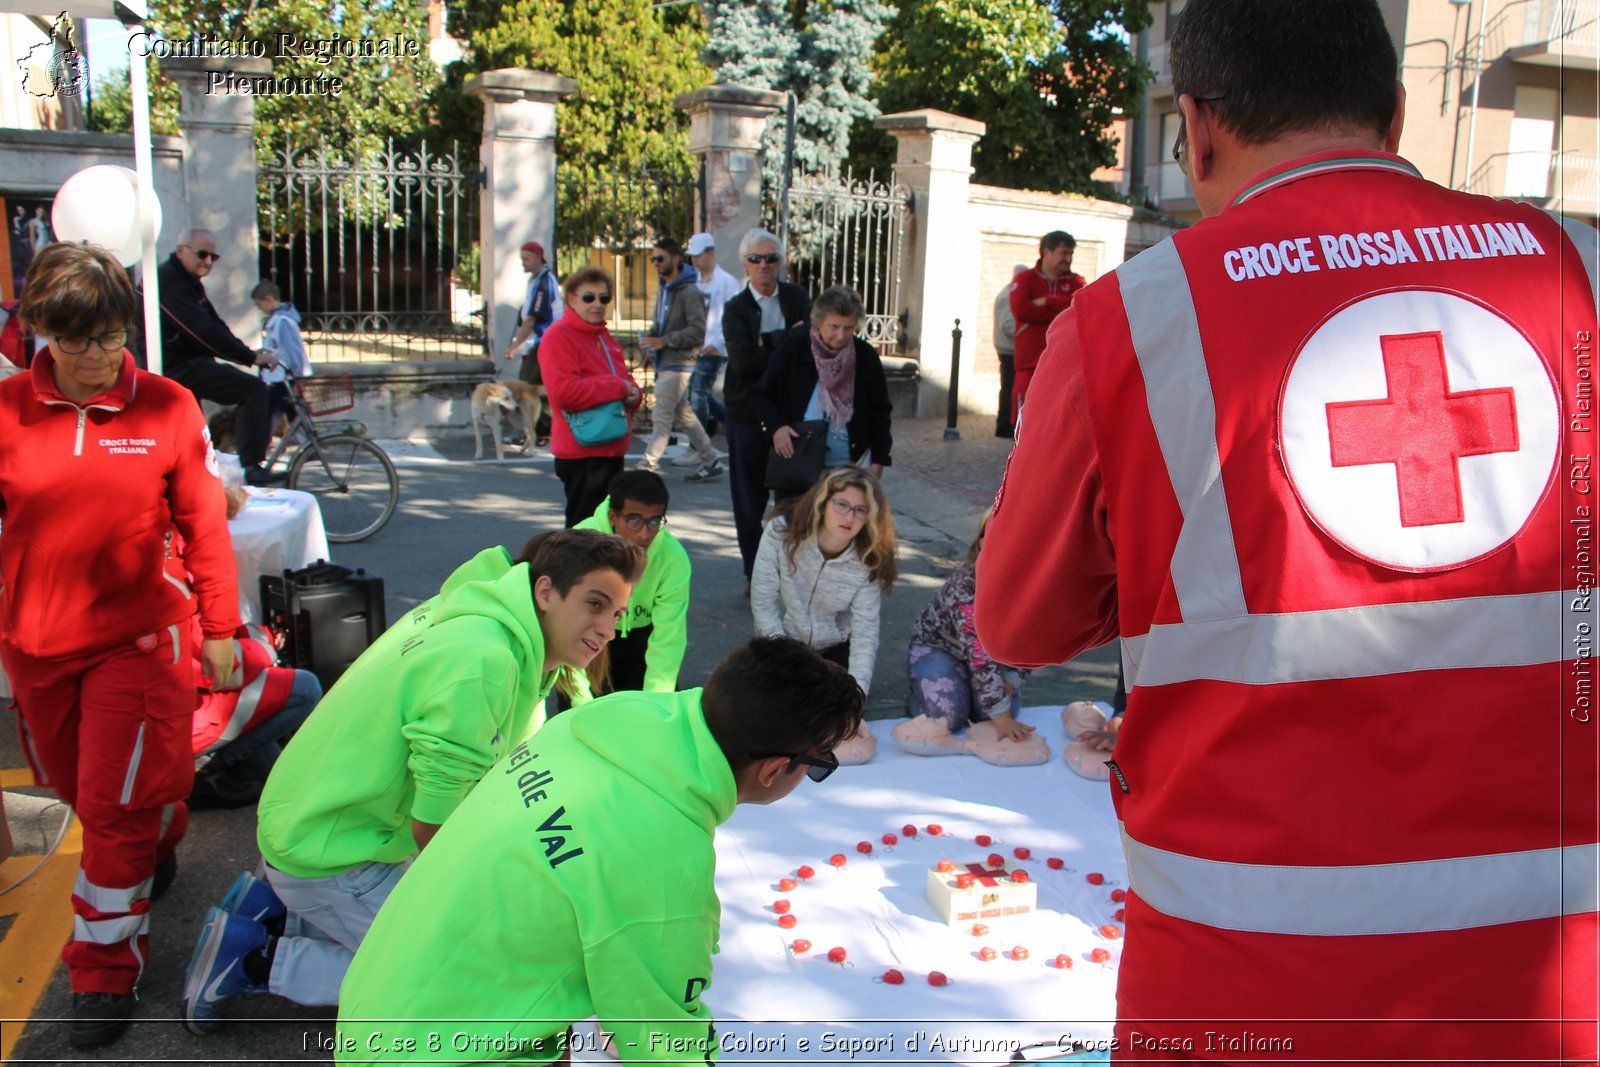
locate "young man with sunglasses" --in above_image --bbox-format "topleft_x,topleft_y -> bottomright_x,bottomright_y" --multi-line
337,636 -> 863,1064
574,469 -> 691,692
723,229 -> 812,593
155,227 -> 283,486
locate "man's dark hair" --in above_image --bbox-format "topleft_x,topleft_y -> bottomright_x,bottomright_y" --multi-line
515,529 -> 645,597
653,237 -> 683,259
702,637 -> 865,775
607,469 -> 669,513
1171,0 -> 1398,146
1040,231 -> 1075,254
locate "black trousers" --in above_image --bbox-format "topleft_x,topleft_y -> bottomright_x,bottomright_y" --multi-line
555,456 -> 624,528
819,641 -> 850,671
171,359 -> 271,468
607,624 -> 657,692
726,419 -> 772,578
995,351 -> 1016,437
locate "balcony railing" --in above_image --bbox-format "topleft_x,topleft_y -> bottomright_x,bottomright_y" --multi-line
1481,0 -> 1598,58
1144,160 -> 1194,205
1467,150 -> 1598,214
1148,41 -> 1172,88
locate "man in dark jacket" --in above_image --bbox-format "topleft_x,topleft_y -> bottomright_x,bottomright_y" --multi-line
157,227 -> 281,484
722,228 -> 811,589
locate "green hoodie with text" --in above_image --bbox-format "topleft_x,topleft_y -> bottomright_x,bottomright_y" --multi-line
336,689 -> 735,1066
575,495 -> 691,691
257,546 -> 558,879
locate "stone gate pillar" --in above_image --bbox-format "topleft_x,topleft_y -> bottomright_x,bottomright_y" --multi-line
874,109 -> 985,414
167,56 -> 269,343
467,69 -> 576,373
676,84 -> 786,275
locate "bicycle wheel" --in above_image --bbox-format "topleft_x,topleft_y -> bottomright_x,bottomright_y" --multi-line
288,436 -> 399,542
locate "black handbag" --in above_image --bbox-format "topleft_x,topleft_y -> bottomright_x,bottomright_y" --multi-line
764,419 -> 831,494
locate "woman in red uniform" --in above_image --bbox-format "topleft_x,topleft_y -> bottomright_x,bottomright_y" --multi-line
0,242 -> 240,1048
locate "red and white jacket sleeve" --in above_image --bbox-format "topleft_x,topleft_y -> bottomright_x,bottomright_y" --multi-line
166,401 -> 242,640
975,308 -> 1120,668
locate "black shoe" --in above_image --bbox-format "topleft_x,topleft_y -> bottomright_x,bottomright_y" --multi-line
189,770 -> 266,811
244,465 -> 286,487
70,992 -> 134,1049
995,425 -> 1015,440
151,852 -> 178,902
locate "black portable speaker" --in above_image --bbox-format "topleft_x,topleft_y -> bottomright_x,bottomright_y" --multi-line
260,561 -> 387,693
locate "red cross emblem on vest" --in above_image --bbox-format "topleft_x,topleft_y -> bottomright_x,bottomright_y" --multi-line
1279,289 -> 1558,572
1325,331 -> 1518,527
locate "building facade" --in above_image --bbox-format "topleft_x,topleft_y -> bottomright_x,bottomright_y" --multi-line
1126,0 -> 1598,226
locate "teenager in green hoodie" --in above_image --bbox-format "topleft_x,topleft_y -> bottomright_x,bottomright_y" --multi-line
574,470 -> 690,692
182,530 -> 645,1033
336,636 -> 864,1065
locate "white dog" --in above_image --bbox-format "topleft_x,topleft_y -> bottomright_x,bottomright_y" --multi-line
471,379 -> 545,461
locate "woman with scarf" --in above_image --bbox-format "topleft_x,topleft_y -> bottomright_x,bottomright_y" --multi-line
753,285 -> 893,509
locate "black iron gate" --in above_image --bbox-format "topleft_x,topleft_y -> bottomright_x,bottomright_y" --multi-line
258,139 -> 482,361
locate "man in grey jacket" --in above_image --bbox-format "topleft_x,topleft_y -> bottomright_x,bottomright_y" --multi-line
638,237 -> 723,481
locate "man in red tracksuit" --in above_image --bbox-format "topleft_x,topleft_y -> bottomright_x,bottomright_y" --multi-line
1008,230 -> 1083,423
0,243 -> 241,1048
976,0 -> 1598,1061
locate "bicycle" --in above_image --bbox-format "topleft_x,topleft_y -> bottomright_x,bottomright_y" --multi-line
257,374 -> 399,543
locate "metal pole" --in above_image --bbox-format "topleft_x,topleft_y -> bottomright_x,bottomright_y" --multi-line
1462,0 -> 1488,191
945,318 -> 962,441
778,91 -> 797,264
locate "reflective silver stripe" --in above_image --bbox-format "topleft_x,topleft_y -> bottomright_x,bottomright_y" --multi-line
1123,824 -> 1599,936
72,871 -> 152,913
72,912 -> 149,946
1120,241 -> 1248,623
168,623 -> 182,665
162,572 -> 192,599
120,722 -> 145,806
212,671 -> 269,749
1123,589 -> 1569,686
1553,212 -> 1599,314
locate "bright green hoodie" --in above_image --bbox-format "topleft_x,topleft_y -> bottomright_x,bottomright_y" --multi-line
575,495 -> 691,692
257,546 -> 558,879
336,689 -> 736,1066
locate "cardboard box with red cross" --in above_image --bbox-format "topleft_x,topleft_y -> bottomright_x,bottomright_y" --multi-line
925,860 -> 1038,924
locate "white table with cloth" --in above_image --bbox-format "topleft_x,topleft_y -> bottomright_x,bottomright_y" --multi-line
227,486 -> 331,624
628,714 -> 1127,1064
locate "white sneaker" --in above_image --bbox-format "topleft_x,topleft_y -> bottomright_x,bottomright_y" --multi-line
669,449 -> 704,467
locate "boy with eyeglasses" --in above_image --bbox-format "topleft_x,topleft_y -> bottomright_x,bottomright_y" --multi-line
574,470 -> 691,692
336,636 -> 863,1065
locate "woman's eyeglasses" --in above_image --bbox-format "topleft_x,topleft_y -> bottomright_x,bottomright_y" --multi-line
619,512 -> 666,533
745,253 -> 780,265
576,292 -> 612,305
54,330 -> 128,355
829,497 -> 870,521
749,749 -> 840,783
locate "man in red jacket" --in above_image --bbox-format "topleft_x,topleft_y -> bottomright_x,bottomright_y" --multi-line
976,0 -> 1598,1060
1008,230 -> 1083,423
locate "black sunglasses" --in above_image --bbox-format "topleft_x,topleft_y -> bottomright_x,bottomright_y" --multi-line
750,749 -> 839,783
576,292 -> 612,304
183,247 -> 221,262
745,253 -> 780,265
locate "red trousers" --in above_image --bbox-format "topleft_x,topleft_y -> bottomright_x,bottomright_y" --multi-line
3,624 -> 194,994
1013,365 -> 1036,425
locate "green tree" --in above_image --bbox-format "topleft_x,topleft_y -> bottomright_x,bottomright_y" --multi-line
863,0 -> 1151,194
86,0 -> 437,162
701,0 -> 894,178
443,0 -> 710,179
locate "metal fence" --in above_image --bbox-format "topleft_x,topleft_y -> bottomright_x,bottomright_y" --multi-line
555,163 -> 704,334
768,166 -> 912,356
258,139 -> 482,362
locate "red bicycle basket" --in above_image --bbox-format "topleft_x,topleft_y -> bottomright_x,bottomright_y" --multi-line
298,374 -> 355,416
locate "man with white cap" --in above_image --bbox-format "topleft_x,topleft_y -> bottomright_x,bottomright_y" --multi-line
685,232 -> 740,443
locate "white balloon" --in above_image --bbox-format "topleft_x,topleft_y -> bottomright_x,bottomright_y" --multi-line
51,165 -> 162,267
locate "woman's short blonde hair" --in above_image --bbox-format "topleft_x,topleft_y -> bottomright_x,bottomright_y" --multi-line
561,266 -> 613,298
784,466 -> 898,592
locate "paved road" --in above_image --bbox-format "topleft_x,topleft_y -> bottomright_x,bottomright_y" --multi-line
0,415 -> 1116,1063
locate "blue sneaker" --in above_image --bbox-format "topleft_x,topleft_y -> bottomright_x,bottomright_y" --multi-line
182,907 -> 267,1035
218,871 -> 285,925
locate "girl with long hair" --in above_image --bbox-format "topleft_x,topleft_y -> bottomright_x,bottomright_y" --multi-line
750,466 -> 895,762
